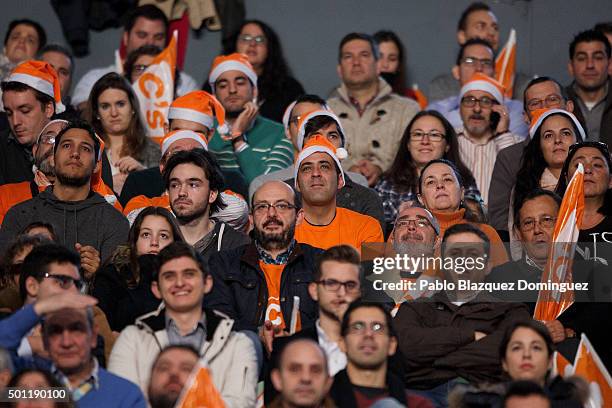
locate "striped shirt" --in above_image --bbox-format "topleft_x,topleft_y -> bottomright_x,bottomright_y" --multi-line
456,127 -> 521,205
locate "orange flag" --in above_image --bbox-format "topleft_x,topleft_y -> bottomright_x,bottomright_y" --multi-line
495,28 -> 516,99
551,351 -> 573,378
411,84 -> 428,109
134,32 -> 177,144
572,334 -> 612,407
174,361 -> 226,408
534,163 -> 584,321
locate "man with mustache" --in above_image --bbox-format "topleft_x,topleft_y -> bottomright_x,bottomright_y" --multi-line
456,72 -> 522,204
0,120 -> 128,268
164,148 -> 250,263
205,180 -> 321,336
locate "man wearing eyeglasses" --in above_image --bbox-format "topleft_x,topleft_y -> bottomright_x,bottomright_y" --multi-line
456,72 -> 522,205
488,77 -> 574,238
428,38 -> 528,138
330,300 -> 433,408
205,180 -> 321,335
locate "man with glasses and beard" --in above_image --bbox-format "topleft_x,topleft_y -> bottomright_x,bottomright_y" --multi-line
0,121 -> 128,265
205,180 -> 321,338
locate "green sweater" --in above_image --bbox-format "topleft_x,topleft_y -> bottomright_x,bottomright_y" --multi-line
208,116 -> 294,184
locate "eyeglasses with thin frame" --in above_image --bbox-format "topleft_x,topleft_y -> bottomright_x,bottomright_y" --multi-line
347,321 -> 387,335
395,217 -> 433,230
520,215 -> 557,231
526,94 -> 564,112
461,95 -> 498,109
43,273 -> 84,290
460,56 -> 494,69
238,34 -> 266,44
289,115 -> 303,127
409,130 -> 446,142
133,64 -> 150,74
317,279 -> 360,293
252,202 -> 297,214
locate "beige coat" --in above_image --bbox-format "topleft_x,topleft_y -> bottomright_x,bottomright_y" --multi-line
108,305 -> 258,407
327,78 -> 420,171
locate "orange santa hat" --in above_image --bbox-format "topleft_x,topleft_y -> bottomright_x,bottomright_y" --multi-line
294,134 -> 346,189
160,129 -> 209,157
528,108 -> 586,141
168,90 -> 229,135
459,72 -> 505,103
208,53 -> 258,90
7,60 -> 65,113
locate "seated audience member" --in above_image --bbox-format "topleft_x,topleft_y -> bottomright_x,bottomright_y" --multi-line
109,242 -> 258,406
331,301 -> 434,408
565,29 -> 611,144
123,45 -> 164,83
205,180 -> 320,333
395,224 -> 530,407
418,159 -> 508,267
85,73 -> 161,194
328,33 -> 420,186
453,73 -> 523,204
509,109 -> 585,233
428,39 -> 528,137
375,110 -> 478,231
503,381 -> 552,408
120,91 -> 248,204
0,121 -> 129,266
0,60 -> 58,185
93,206 -> 184,332
250,101 -> 385,229
373,30 -> 420,102
21,222 -> 58,241
0,290 -> 146,407
0,234 -> 50,312
0,348 -> 13,389
38,44 -> 79,121
489,76 -> 575,237
147,345 -> 199,408
207,53 -> 293,184
71,5 -> 197,110
500,320 -> 584,407
0,119 -> 120,227
225,20 -> 305,122
295,136 -> 384,250
0,19 -> 46,83
163,148 -> 250,262
270,338 -> 335,408
7,368 -> 74,406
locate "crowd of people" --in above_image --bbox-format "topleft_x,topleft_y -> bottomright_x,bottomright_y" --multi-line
0,2 -> 611,407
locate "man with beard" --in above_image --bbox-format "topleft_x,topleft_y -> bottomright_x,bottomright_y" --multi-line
264,245 -> 362,403
205,180 -> 321,335
147,345 -> 200,408
294,135 -> 384,251
164,148 -> 250,263
330,301 -> 434,408
456,73 -> 522,204
0,121 -> 128,264
207,53 -> 293,184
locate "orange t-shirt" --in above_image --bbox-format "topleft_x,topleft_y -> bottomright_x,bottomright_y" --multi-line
295,207 -> 384,252
259,261 -> 287,329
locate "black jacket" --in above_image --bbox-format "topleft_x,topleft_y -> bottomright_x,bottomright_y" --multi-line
330,369 -> 408,408
0,129 -> 34,186
204,242 -> 321,332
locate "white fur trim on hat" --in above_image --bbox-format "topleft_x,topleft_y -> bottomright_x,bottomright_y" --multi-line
168,107 -> 214,129
161,130 -> 208,156
460,80 -> 503,104
8,72 -> 65,113
294,145 -> 345,189
208,61 -> 257,89
529,108 -> 587,141
297,110 -> 347,151
282,100 -> 297,132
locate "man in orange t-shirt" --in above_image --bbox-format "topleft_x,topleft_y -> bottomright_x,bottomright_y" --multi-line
294,135 -> 383,252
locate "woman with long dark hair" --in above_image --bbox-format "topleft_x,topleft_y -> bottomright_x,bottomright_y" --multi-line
86,72 -> 161,195
373,30 -> 419,102
92,206 -> 184,331
375,110 -> 479,226
225,20 -> 305,122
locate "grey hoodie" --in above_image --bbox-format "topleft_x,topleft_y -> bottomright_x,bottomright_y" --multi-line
0,186 -> 128,262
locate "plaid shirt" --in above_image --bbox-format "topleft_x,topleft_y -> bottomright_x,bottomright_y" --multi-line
256,239 -> 296,265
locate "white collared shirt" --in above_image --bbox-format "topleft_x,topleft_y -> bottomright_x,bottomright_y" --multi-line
315,319 -> 346,376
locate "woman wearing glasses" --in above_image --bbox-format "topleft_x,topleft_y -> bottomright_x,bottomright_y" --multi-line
92,206 -> 185,332
227,20 -> 305,122
375,111 -> 479,230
